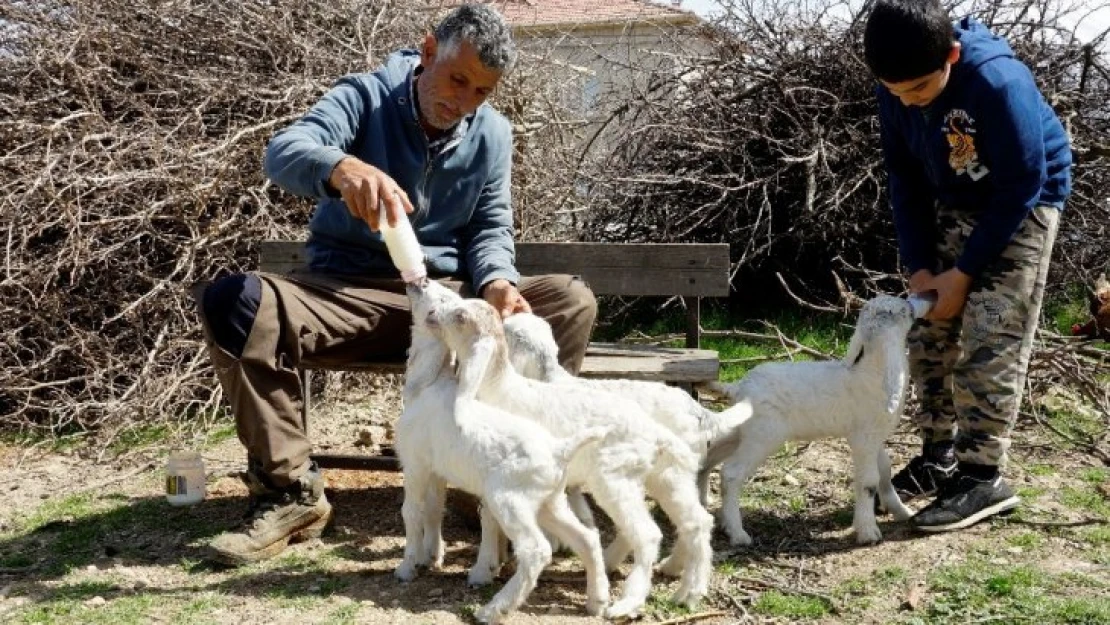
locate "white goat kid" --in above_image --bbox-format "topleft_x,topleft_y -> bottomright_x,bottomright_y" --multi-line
424,292 -> 713,619
703,295 -> 916,546
502,312 -> 751,573
394,280 -> 610,623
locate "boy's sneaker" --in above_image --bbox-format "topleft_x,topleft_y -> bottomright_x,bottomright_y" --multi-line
208,464 -> 332,566
877,442 -> 957,513
912,467 -> 1020,533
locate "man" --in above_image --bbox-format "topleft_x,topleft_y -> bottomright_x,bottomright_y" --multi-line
864,0 -> 1071,531
197,4 -> 597,565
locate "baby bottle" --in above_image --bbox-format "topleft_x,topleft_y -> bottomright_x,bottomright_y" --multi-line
907,291 -> 938,319
379,199 -> 427,283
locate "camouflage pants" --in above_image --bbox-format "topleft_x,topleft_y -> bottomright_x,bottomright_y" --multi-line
908,204 -> 1059,467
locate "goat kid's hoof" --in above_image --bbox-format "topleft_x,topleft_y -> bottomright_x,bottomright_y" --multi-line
657,553 -> 683,578
854,525 -> 883,545
671,586 -> 705,608
727,530 -> 753,547
604,598 -> 643,620
394,562 -> 418,582
585,596 -> 609,617
475,602 -> 507,624
467,566 -> 496,587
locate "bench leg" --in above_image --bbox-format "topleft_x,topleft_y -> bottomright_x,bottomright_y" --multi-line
299,368 -> 311,435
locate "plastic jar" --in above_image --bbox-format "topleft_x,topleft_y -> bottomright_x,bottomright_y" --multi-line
165,451 -> 206,506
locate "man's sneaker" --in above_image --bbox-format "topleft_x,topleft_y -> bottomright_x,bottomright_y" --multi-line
891,443 -> 958,503
208,464 -> 333,566
912,470 -> 1020,533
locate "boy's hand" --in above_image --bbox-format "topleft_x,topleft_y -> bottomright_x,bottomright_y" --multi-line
925,268 -> 973,320
481,279 -> 532,319
908,269 -> 935,294
328,157 -> 413,231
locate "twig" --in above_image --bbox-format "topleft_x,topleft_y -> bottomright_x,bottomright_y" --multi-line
655,610 -> 729,625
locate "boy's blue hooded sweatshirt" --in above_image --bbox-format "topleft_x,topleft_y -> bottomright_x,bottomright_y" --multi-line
264,50 -> 518,289
877,17 -> 1072,276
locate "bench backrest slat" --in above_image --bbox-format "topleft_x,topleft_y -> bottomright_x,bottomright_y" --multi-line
259,241 -> 730,297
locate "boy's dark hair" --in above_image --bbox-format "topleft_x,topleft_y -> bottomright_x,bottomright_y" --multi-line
863,0 -> 955,82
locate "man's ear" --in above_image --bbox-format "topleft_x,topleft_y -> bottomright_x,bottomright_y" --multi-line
947,42 -> 961,65
421,33 -> 437,66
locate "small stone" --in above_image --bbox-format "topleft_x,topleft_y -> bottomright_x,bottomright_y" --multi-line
783,474 -> 801,486
85,596 -> 107,607
360,599 -> 377,607
426,588 -> 442,597
307,585 -> 321,593
1006,546 -> 1023,555
86,564 -> 98,572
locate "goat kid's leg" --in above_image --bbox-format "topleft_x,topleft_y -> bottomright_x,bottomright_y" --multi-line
395,468 -> 433,581
719,438 -> 779,547
421,478 -> 447,568
470,503 -> 504,587
603,533 -> 633,573
696,467 -> 713,508
877,447 -> 913,521
475,498 -> 552,625
590,479 -> 662,620
648,469 -> 714,606
567,486 -> 596,528
848,437 -> 884,545
539,493 -> 610,616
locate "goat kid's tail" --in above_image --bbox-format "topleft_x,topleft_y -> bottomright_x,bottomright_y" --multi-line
553,426 -> 609,467
697,380 -> 745,405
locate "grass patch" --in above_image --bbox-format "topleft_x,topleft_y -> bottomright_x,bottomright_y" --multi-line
916,558 -> 1110,624
322,602 -> 361,625
202,420 -> 238,448
13,582 -> 155,625
752,590 -> 832,619
1026,464 -> 1057,477
642,590 -> 694,620
593,300 -> 851,381
1060,487 -> 1110,517
1006,532 -> 1044,549
2,491 -> 230,576
1043,283 -> 1093,335
106,424 -> 171,456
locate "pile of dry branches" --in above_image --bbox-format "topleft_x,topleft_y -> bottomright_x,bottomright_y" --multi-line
0,0 -> 464,436
582,0 -> 1109,303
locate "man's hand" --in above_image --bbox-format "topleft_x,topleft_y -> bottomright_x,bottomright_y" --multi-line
923,267 -> 973,320
328,157 -> 413,231
481,279 -> 532,319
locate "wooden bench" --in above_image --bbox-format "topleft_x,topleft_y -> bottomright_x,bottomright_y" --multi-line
259,241 -> 731,471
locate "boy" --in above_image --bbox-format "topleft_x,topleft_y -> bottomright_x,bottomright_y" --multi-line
863,0 -> 1072,532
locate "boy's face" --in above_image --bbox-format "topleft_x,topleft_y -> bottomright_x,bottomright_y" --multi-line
880,43 -> 961,108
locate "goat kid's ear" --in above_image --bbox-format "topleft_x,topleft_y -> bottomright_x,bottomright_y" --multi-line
456,336 -> 496,399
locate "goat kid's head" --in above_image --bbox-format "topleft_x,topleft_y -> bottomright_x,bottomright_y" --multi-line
845,294 -> 915,415
503,313 -> 562,380
432,298 -> 508,398
404,279 -> 462,395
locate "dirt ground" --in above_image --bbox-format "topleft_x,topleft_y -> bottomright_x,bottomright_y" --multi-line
1,377 -> 1108,624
